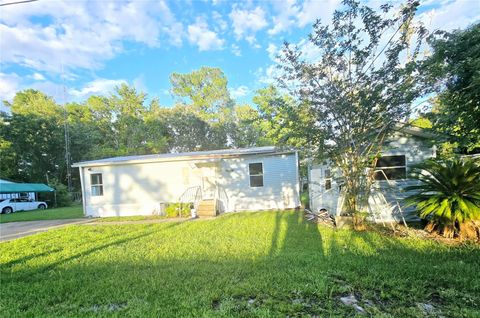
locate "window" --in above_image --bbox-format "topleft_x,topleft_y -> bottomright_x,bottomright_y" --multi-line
90,173 -> 104,196
324,169 -> 332,190
374,155 -> 406,180
325,179 -> 332,190
249,163 -> 264,187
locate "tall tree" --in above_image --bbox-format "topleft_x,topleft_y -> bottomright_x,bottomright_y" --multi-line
169,67 -> 243,149
422,23 -> 480,152
109,84 -> 149,155
143,98 -> 169,154
231,104 -> 270,148
170,67 -> 232,119
164,105 -> 220,152
1,90 -> 65,183
278,0 -> 427,226
253,86 -> 319,153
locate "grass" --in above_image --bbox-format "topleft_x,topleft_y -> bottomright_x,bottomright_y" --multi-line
0,205 -> 84,223
300,191 -> 309,208
1,211 -> 479,317
96,215 -> 171,222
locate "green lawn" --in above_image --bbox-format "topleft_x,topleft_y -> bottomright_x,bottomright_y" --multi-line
0,205 -> 83,223
96,215 -> 170,222
1,211 -> 479,317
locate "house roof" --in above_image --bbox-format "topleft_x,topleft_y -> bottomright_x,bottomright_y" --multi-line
72,146 -> 293,168
0,183 -> 54,194
394,123 -> 437,139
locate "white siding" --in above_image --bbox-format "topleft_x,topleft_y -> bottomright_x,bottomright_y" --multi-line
308,132 -> 436,222
218,153 -> 300,212
81,160 -> 207,217
309,165 -> 340,214
80,152 -> 300,217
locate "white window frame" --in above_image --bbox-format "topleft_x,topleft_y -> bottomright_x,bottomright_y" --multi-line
90,173 -> 104,196
374,154 -> 407,181
248,162 -> 264,188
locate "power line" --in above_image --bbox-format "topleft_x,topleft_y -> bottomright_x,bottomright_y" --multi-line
0,0 -> 39,7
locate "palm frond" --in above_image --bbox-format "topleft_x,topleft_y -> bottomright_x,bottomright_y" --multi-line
405,158 -> 480,231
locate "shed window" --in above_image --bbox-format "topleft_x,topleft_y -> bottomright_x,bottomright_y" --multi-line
374,155 -> 406,180
90,173 -> 104,196
249,163 -> 264,187
324,169 -> 332,190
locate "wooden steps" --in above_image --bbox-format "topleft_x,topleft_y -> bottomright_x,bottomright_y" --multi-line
197,199 -> 218,217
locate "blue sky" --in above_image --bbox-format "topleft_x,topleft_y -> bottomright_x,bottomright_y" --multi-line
1,0 -> 479,108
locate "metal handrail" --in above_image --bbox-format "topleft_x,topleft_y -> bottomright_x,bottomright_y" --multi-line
179,186 -> 202,205
214,186 -> 228,213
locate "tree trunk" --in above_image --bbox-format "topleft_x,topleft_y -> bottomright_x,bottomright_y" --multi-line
459,221 -> 480,240
424,221 -> 436,233
442,223 -> 456,238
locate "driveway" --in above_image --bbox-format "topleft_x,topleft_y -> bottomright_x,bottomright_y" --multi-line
0,219 -> 92,242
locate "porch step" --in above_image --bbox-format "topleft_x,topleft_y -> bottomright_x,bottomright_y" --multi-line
197,199 -> 218,217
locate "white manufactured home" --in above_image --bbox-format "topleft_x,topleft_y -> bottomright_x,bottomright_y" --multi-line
309,125 -> 437,222
73,147 -> 300,217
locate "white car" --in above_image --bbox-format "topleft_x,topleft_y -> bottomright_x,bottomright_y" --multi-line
0,198 -> 48,214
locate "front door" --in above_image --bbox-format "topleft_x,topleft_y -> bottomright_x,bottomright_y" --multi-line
202,176 -> 216,199
195,162 -> 218,200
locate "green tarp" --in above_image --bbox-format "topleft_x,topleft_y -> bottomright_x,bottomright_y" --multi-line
0,183 -> 54,194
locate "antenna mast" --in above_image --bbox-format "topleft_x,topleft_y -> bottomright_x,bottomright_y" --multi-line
61,62 -> 73,192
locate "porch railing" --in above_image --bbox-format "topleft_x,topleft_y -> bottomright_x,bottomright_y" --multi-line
178,186 -> 203,211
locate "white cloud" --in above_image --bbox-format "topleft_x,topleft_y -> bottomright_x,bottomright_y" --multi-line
133,74 -> 147,93
255,65 -> 280,86
297,39 -> 323,62
0,73 -> 21,103
229,6 -> 268,41
230,85 -> 249,98
212,11 -> 228,32
245,35 -> 261,49
0,1 -> 182,74
29,73 -> 45,81
266,43 -> 278,61
69,78 -> 127,99
31,73 -> 46,81
297,0 -> 342,28
268,0 -> 300,35
231,44 -> 242,56
419,0 -> 480,32
187,19 -> 225,51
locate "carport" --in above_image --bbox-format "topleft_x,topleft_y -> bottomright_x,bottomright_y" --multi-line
0,183 -> 56,205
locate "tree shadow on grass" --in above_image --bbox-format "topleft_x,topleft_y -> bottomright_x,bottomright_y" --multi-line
1,211 -> 479,317
1,222 -> 184,284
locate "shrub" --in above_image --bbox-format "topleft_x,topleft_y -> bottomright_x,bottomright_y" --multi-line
405,158 -> 480,239
38,179 -> 72,208
165,203 -> 191,218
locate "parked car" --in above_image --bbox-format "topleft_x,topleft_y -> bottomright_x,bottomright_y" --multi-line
0,198 -> 48,214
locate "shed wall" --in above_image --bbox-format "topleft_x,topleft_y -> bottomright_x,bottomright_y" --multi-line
308,132 -> 436,222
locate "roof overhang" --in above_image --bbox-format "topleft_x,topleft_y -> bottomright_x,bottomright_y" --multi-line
72,147 -> 296,168
393,123 -> 438,139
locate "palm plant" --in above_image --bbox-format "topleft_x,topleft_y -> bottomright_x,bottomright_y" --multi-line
405,158 -> 480,239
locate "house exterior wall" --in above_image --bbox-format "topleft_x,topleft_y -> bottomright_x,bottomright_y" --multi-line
81,160 -> 207,217
308,132 -> 436,222
80,152 -> 300,217
218,152 -> 300,212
